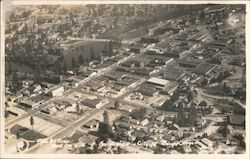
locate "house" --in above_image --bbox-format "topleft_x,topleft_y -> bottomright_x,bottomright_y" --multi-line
169,123 -> 179,130
131,59 -> 145,68
130,119 -> 140,125
141,119 -> 149,126
116,121 -> 133,130
201,138 -> 214,148
83,119 -> 100,130
156,115 -> 165,122
79,134 -> 97,147
41,106 -> 57,115
48,86 -> 64,97
130,47 -> 140,53
30,84 -> 42,93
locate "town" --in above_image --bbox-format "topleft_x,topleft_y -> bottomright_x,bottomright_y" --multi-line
4,4 -> 246,154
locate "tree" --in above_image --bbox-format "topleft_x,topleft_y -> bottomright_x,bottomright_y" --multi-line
161,100 -> 174,111
63,60 -> 67,74
16,131 -> 21,139
131,108 -> 146,120
97,122 -> 112,142
199,100 -> 208,107
189,103 -> 198,125
12,71 -> 23,94
170,90 -> 179,102
176,102 -> 185,127
5,110 -> 9,119
201,78 -> 209,86
8,60 -> 12,75
72,57 -> 76,69
114,100 -> 119,109
90,46 -> 95,60
34,64 -> 42,84
108,41 -> 113,57
223,82 -> 227,91
103,110 -> 111,125
154,146 -> 164,154
187,91 -> 194,102
76,102 -> 80,113
30,116 -> 34,130
78,54 -> 84,65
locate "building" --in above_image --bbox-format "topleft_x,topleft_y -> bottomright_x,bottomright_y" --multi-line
141,119 -> 149,126
29,84 -> 42,93
41,106 -> 57,115
48,86 -> 64,97
63,98 -> 76,107
163,67 -> 185,81
147,77 -> 170,88
131,59 -> 145,68
130,47 -> 141,53
130,119 -> 140,125
188,32 -> 206,42
81,98 -> 102,109
83,119 -> 100,130
19,99 -> 39,109
193,63 -> 216,75
121,61 -> 135,69
146,55 -> 174,66
140,37 -> 160,44
178,60 -> 200,68
161,82 -> 179,95
164,51 -> 187,59
138,83 -> 158,97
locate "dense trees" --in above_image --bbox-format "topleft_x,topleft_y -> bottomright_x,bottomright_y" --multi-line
30,116 -> 34,130
11,71 -> 23,95
131,108 -> 147,121
78,54 -> 84,65
97,111 -> 113,142
16,131 -> 21,139
114,100 -> 119,109
97,122 -> 113,143
72,57 -> 76,69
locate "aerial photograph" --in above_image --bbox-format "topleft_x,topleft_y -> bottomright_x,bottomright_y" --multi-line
3,4 -> 246,154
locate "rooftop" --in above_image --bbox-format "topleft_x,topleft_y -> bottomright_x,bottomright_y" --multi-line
147,77 -> 170,86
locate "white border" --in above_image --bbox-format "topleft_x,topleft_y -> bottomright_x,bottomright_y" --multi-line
1,1 -> 249,159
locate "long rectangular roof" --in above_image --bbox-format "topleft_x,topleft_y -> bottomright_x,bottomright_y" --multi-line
147,77 -> 170,86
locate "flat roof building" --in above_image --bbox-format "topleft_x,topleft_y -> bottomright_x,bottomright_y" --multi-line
82,98 -> 102,109
48,86 -> 64,97
147,77 -> 170,87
